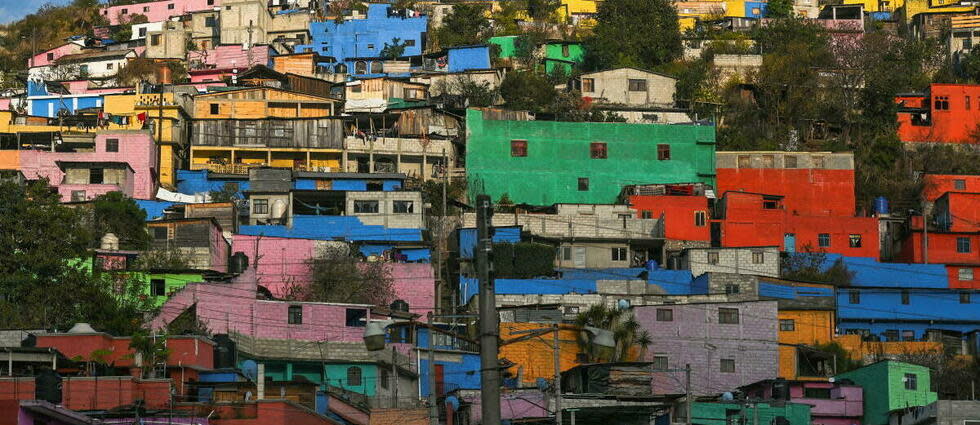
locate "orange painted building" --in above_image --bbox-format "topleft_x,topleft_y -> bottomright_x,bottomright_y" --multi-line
922,174 -> 980,202
832,334 -> 942,362
777,309 -> 836,380
896,83 -> 980,144
498,323 -> 585,386
629,194 -> 711,243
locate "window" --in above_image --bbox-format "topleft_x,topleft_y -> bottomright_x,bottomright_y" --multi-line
848,234 -> 862,248
904,373 -> 917,390
335,63 -> 348,73
560,246 -> 572,261
959,268 -> 974,281
153,226 -> 168,240
884,330 -> 899,342
106,63 -> 114,70
370,61 -> 383,74
151,279 -> 166,296
210,103 -> 219,115
657,144 -> 670,160
404,39 -> 415,46
79,64 -> 89,75
351,84 -> 362,93
803,387 -> 831,399
968,96 -> 973,110
205,16 -> 216,27
752,6 -> 761,14
168,3 -> 175,9
121,8 -> 128,14
144,6 -> 149,11
720,359 -> 736,373
354,200 -> 379,213
707,251 -> 719,265
347,367 -> 362,386
346,308 -> 367,326
656,308 -> 673,321
150,34 -> 161,46
578,178 -> 589,191
725,284 -> 740,295
355,61 -> 367,74
208,0 -> 214,4
380,368 -> 389,389
288,305 -> 303,324
761,155 -> 775,168
611,247 -> 627,261
641,211 -> 652,219
849,290 -> 860,304
581,78 -> 594,92
958,237 -> 971,253
367,44 -> 375,50
752,251 -> 764,264
719,308 -> 739,324
818,233 -> 831,247
562,44 -> 570,57
590,142 -> 607,159
393,200 -> 414,214
779,319 -> 795,331
628,79 -> 647,92
89,168 -> 104,184
253,199 -> 269,214
961,292 -> 971,304
966,38 -> 974,50
105,138 -> 119,152
955,179 -> 967,190
510,140 -> 527,157
46,53 -> 54,61
902,330 -> 915,341
695,211 -> 707,227
901,290 -> 910,305
935,96 -> 950,110
784,156 -> 798,168
652,356 -> 668,370
71,190 -> 86,202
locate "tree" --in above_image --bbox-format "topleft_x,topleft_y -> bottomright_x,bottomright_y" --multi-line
380,38 -> 407,60
780,250 -> 854,286
574,304 -> 652,362
584,0 -> 682,70
0,180 -> 150,335
284,245 -> 394,305
499,70 -> 557,112
960,44 -> 980,82
434,3 -> 491,48
765,0 -> 794,19
208,182 -> 241,203
91,192 -> 151,250
128,330 -> 170,378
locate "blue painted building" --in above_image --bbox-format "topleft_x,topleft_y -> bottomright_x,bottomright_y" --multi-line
446,45 -> 491,73
296,4 -> 428,77
410,325 -> 481,397
176,169 -> 405,198
239,215 -> 423,242
28,93 -> 104,117
821,255 -> 980,346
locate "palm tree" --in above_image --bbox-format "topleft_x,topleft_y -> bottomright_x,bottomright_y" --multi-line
574,304 -> 652,362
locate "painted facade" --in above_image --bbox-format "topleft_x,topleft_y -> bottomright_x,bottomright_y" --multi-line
296,4 -> 428,76
465,108 -> 716,205
636,301 -> 779,395
577,67 -> 677,107
835,361 -> 938,425
100,0 -> 223,26
741,380 -> 863,425
896,84 -> 980,144
691,401 -> 813,425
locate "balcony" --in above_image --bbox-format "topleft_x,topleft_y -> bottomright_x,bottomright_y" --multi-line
190,162 -> 332,175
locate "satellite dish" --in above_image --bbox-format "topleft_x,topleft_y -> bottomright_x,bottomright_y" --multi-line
241,360 -> 258,382
722,392 -> 734,400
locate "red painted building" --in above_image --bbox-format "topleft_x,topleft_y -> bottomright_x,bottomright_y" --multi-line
34,327 -> 214,373
716,151 -> 857,216
897,191 -> 980,288
897,83 -> 980,144
719,191 -> 880,257
629,193 -> 710,243
922,174 -> 980,202
0,376 -> 172,411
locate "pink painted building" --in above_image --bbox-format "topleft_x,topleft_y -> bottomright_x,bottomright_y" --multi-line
28,42 -> 84,68
742,379 -> 864,425
150,266 -> 385,342
231,235 -> 436,315
9,130 -> 157,201
188,45 -> 276,71
100,0 -> 223,26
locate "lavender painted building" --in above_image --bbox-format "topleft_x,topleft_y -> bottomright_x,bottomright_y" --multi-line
742,379 -> 864,425
635,300 -> 779,395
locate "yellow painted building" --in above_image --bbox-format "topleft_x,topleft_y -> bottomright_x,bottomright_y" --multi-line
102,92 -> 190,189
777,309 -> 836,380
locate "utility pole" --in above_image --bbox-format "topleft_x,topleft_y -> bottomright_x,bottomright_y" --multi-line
391,348 -> 398,408
685,364 -> 692,425
922,202 -> 929,264
553,323 -> 562,425
476,194 -> 500,425
427,312 -> 438,425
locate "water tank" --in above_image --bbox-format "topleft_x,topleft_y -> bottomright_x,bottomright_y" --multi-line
874,196 -> 890,215
100,233 -> 119,250
212,334 -> 237,369
230,252 -> 249,274
390,299 -> 409,312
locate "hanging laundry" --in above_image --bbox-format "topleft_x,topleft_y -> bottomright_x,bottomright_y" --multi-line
137,112 -> 147,123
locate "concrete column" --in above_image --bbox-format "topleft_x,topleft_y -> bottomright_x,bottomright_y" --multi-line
257,363 -> 265,399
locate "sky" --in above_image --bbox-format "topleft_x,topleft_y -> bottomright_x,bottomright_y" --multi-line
0,0 -> 74,24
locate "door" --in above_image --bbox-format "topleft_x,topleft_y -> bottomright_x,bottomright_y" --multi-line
784,233 -> 796,253
573,247 -> 586,268
435,364 -> 445,396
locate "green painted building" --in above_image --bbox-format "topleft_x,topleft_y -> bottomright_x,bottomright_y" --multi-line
543,41 -> 584,75
692,401 -> 812,425
834,361 -> 938,425
465,108 -> 716,206
254,359 -> 380,395
488,36 -> 518,59
143,272 -> 206,307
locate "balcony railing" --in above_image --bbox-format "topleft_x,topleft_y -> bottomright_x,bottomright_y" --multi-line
191,162 -> 334,174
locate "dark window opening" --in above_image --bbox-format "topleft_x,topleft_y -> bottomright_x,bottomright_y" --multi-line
578,178 -> 589,191
590,142 -> 607,159
288,305 -> 303,324
346,308 -> 367,327
105,138 -> 119,152
657,144 -> 670,160
510,140 -> 527,157
151,279 -> 166,296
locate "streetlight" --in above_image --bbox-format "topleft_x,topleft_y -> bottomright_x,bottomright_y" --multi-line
362,319 -> 395,352
504,324 -> 615,425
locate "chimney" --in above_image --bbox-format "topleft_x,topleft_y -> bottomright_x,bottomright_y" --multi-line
100,233 -> 119,250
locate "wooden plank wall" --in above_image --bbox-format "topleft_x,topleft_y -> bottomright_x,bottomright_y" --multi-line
191,118 -> 345,149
